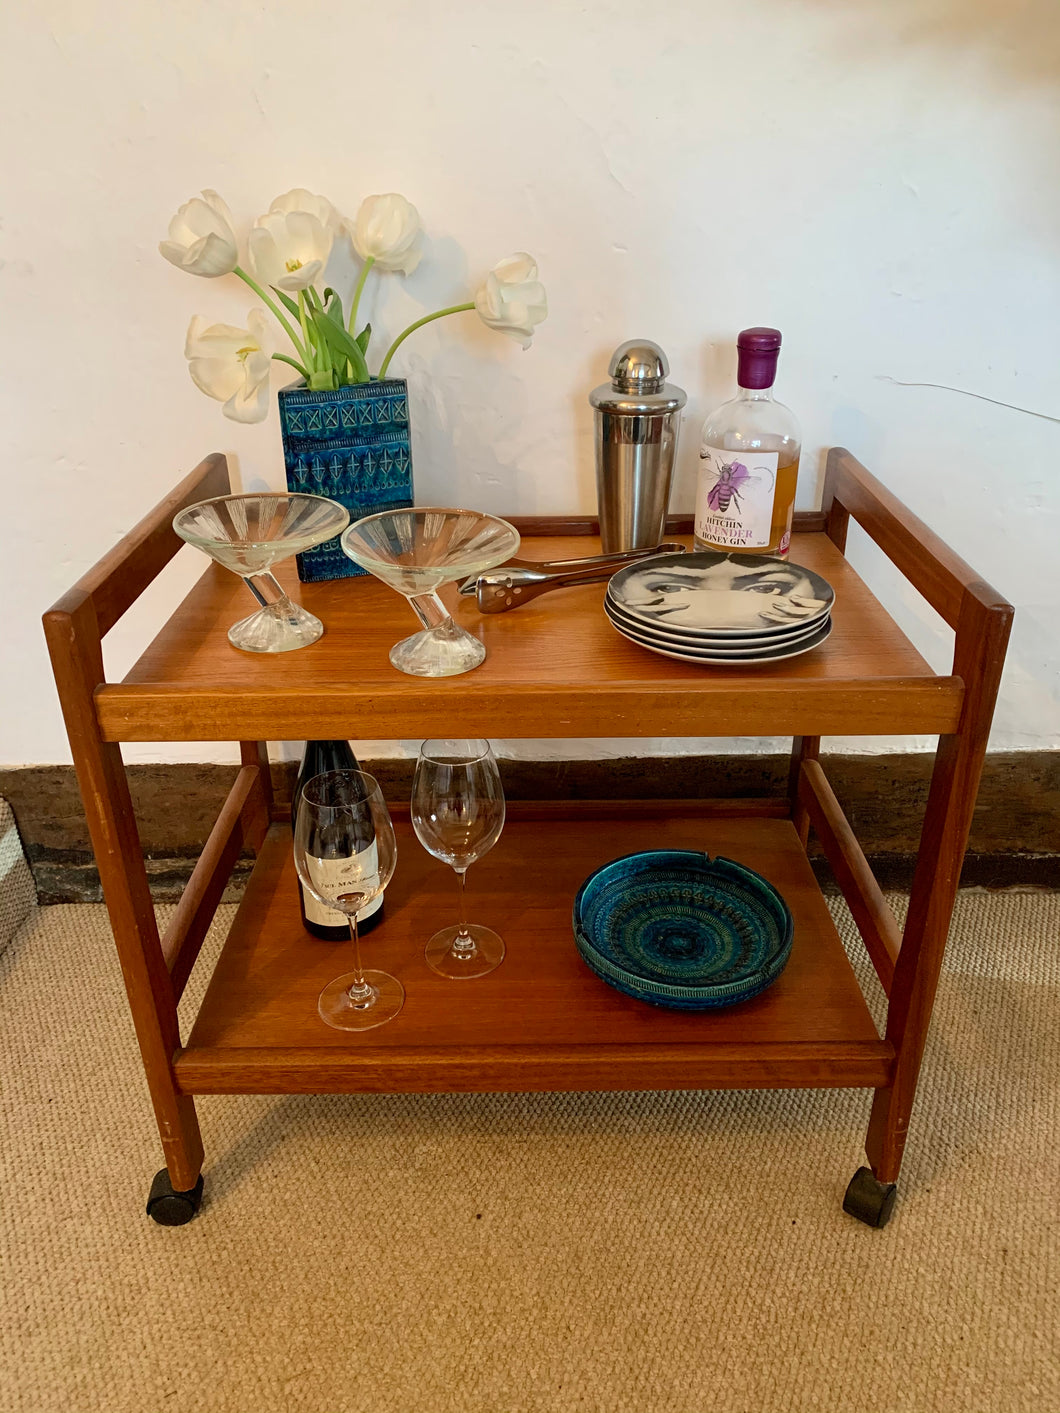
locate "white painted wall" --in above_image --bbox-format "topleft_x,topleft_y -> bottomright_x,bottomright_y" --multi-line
3,0 -> 1058,767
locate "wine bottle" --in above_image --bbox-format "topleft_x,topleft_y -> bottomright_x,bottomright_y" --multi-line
292,740 -> 385,939
694,327 -> 801,557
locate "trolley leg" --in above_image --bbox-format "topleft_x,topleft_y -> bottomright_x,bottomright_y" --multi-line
843,1165 -> 897,1228
241,739 -> 275,814
789,736 -> 820,847
845,735 -> 964,1227
41,459 -> 235,1227
147,1160 -> 205,1226
845,582 -> 1011,1227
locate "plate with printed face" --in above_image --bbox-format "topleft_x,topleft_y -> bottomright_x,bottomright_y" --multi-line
605,606 -> 833,665
607,552 -> 835,637
604,593 -> 828,649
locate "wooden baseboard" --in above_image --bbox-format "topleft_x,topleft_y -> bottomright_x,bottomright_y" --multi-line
3,751 -> 1057,903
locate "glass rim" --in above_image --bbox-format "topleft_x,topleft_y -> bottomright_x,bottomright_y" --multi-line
301,768 -> 384,807
417,738 -> 495,765
340,507 -> 520,556
343,506 -> 518,532
175,490 -> 346,517
173,492 -> 349,548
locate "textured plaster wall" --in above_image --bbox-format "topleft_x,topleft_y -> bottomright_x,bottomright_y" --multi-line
2,0 -> 1058,766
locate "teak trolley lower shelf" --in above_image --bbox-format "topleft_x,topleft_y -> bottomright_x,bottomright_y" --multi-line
180,809 -> 891,1095
44,448 -> 1012,1230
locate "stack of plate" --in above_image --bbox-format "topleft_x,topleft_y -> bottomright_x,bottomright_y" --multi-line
605,550 -> 835,666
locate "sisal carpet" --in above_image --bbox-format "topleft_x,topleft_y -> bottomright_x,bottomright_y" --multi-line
0,891 -> 1057,1413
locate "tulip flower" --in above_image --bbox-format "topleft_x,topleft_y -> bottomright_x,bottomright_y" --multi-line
473,254 -> 548,349
246,210 -> 334,293
376,252 -> 548,378
184,310 -> 273,423
159,190 -> 239,278
162,183 -> 549,418
350,194 -> 422,275
269,187 -> 343,232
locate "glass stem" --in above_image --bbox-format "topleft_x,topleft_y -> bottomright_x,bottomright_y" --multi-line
452,868 -> 476,955
242,570 -> 290,609
407,590 -> 453,632
345,914 -> 374,1007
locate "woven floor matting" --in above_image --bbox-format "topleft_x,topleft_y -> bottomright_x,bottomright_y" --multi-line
1,891 -> 1057,1413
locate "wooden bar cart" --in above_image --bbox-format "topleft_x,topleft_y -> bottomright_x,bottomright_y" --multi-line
43,448 -> 1012,1228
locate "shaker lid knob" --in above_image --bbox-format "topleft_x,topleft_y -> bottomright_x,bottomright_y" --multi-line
609,339 -> 668,394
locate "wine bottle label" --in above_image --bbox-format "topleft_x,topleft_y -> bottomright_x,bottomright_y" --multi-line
302,843 -> 383,926
695,446 -> 779,549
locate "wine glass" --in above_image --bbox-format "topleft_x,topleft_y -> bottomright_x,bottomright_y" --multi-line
293,770 -> 403,1030
411,739 -> 506,978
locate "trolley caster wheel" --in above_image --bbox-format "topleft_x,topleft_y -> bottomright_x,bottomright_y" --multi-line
843,1166 -> 897,1228
146,1168 -> 204,1226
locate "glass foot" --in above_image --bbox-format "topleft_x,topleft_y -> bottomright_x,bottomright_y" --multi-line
228,600 -> 324,653
318,970 -> 405,1030
425,924 -> 505,979
389,621 -> 486,677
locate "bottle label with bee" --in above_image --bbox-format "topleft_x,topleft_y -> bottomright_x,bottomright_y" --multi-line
695,446 -> 779,550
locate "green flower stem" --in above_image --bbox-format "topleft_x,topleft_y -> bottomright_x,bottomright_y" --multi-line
377,302 -> 475,380
272,352 -> 310,378
233,266 -> 309,363
312,293 -> 338,389
347,256 -> 375,336
297,292 -> 315,369
301,285 -> 326,373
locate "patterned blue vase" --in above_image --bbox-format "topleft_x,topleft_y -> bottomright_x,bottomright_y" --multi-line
278,378 -> 414,582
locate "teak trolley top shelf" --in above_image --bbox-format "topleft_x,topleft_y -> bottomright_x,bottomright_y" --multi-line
44,448 -> 1012,1229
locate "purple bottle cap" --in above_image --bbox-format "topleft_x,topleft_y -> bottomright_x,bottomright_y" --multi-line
736,327 -> 782,390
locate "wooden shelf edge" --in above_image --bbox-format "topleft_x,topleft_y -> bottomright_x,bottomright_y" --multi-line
174,1041 -> 895,1096
96,677 -> 965,743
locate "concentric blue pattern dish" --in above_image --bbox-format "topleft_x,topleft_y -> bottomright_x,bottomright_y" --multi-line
572,850 -> 794,1010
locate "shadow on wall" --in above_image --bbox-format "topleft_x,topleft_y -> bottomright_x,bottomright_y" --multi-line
785,0 -> 1060,82
769,0 -> 1060,513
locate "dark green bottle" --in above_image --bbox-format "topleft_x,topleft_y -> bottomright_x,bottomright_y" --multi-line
292,740 -> 385,939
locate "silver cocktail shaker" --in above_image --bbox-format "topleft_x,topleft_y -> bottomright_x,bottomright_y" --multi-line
590,340 -> 687,553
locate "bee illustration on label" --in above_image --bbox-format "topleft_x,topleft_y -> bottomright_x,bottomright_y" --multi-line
699,452 -> 775,514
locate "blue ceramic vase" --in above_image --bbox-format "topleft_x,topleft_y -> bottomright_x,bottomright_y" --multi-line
278,378 -> 415,582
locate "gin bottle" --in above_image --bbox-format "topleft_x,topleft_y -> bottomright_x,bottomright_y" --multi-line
695,328 -> 801,557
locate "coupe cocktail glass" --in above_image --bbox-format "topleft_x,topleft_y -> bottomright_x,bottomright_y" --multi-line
340,508 -> 520,677
173,493 -> 349,653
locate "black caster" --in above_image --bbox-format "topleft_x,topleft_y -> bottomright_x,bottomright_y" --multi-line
843,1166 -> 897,1228
146,1168 -> 204,1226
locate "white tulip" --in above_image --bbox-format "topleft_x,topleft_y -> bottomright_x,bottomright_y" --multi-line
184,310 -> 273,423
159,189 -> 239,278
246,210 -> 333,292
269,187 -> 343,232
473,253 -> 548,349
350,193 -> 422,274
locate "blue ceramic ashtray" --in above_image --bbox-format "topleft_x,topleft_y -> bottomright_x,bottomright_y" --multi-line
572,850 -> 794,1010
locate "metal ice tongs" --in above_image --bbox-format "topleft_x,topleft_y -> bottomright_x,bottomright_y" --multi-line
460,542 -> 686,614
